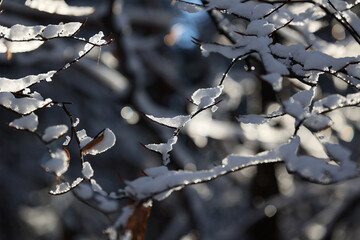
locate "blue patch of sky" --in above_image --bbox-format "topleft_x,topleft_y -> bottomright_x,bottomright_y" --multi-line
171,0 -> 207,49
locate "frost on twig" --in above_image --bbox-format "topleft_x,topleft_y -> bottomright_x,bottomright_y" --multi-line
124,136 -> 359,202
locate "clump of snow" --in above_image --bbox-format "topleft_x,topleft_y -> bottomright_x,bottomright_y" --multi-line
283,98 -> 308,120
324,143 -> 351,161
312,93 -> 360,114
146,136 -> 178,165
9,113 -> 38,132
81,128 -> 116,156
261,73 -> 283,91
42,124 -> 68,142
84,31 -> 106,52
82,161 -> 94,179
104,227 -> 118,240
95,195 -> 118,212
346,64 -> 360,78
261,53 -> 290,75
105,205 -> 135,240
280,136 -> 358,183
90,179 -> 107,196
72,118 -> 80,127
50,182 -> 70,195
0,71 -> 56,93
71,177 -> 83,188
25,0 -> 94,16
236,114 -> 269,124
42,149 -> 69,176
303,114 -> 332,132
145,114 -> 191,129
176,2 -> 202,13
75,183 -> 93,200
62,136 -> 71,146
207,1 -> 274,20
0,92 -> 52,115
77,129 -> 93,148
312,94 -> 346,113
125,134 -> 359,201
283,88 -> 315,120
5,24 -> 43,41
125,142 -> 285,200
144,166 -> 169,177
191,85 -> 223,110
41,22 -> 82,39
245,20 -> 275,37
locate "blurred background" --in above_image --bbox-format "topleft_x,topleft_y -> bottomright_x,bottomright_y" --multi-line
1,0 -> 360,239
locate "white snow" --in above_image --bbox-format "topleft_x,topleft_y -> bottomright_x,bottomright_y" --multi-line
76,129 -> 93,148
146,136 -> 178,165
283,98 -> 308,120
245,20 -> 275,37
114,205 -> 134,228
191,85 -> 223,110
261,53 -> 290,75
303,114 -> 332,132
42,149 -> 69,176
9,113 -> 38,132
324,143 -> 351,161
41,22 -> 82,39
261,73 -> 283,91
292,88 -> 315,108
5,24 -> 43,41
74,183 -> 93,200
49,182 -> 70,195
144,166 -> 169,177
1,22 -> 77,48
82,161 -> 94,179
200,43 -> 244,59
25,0 -> 94,16
346,64 -> 360,78
207,1 -> 274,20
42,124 -> 68,142
312,94 -> 347,113
347,10 -> 360,36
0,92 -> 52,115
0,71 -> 56,92
62,136 -> 71,146
312,93 -> 360,113
124,134 -> 359,201
95,195 -> 118,212
90,179 -> 107,196
176,2 -> 202,13
280,136 -> 358,183
71,177 -> 84,188
81,128 -> 116,156
236,114 -> 269,124
84,31 -> 106,52
125,142 -> 284,200
72,118 -> 80,127
145,114 -> 191,129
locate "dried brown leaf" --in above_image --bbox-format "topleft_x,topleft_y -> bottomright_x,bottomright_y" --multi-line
125,201 -> 152,240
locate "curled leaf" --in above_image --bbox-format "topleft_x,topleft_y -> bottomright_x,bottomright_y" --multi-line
81,128 -> 116,156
